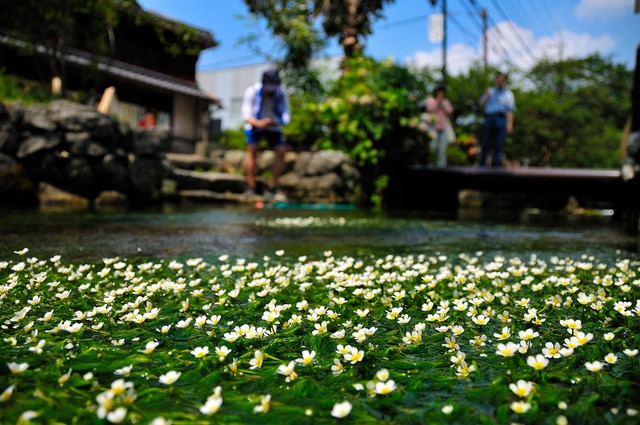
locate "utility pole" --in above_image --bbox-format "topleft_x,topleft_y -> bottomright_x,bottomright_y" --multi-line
429,0 -> 447,84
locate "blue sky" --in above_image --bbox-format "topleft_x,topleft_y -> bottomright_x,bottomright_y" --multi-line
137,0 -> 638,74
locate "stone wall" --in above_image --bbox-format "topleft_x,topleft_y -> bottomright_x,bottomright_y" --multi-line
0,99 -> 359,207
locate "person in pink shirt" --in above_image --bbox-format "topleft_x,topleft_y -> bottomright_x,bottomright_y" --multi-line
425,83 -> 454,166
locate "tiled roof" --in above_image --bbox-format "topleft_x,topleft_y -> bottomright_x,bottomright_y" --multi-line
0,34 -> 219,104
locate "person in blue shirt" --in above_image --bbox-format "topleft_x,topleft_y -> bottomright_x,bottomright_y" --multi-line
479,71 -> 515,167
241,69 -> 290,200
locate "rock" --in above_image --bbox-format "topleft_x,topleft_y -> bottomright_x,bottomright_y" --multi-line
296,150 -> 349,176
0,120 -> 18,155
0,153 -> 38,206
16,133 -> 63,159
48,99 -> 115,140
133,128 -> 171,155
0,97 -> 359,207
172,168 -> 246,193
128,156 -> 173,203
23,103 -> 56,132
37,182 -> 89,207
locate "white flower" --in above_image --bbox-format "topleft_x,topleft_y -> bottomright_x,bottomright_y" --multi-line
509,379 -> 534,398
191,346 -> 209,358
249,350 -> 264,369
374,379 -> 397,395
526,354 -> 549,370
7,362 -> 29,374
585,361 -> 605,372
331,359 -> 344,376
253,394 -> 271,413
375,368 -> 390,382
344,347 -> 365,364
159,371 -> 181,385
441,404 -> 454,414
1,385 -> 15,402
106,407 -> 127,423
277,361 -> 298,382
510,401 -> 531,413
199,396 -> 223,415
277,361 -> 295,375
110,379 -> 134,396
114,365 -> 133,377
331,401 -> 352,418
140,341 -> 160,354
495,342 -> 519,357
19,411 -> 40,422
296,350 -> 316,366
215,346 -> 232,361
542,342 -> 562,359
58,368 -> 73,385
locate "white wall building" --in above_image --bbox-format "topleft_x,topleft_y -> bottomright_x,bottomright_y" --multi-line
197,56 -> 342,133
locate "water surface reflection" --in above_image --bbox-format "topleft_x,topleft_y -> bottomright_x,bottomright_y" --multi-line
1,204 -> 638,263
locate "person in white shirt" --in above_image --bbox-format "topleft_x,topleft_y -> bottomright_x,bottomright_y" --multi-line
479,71 -> 516,167
241,69 -> 290,200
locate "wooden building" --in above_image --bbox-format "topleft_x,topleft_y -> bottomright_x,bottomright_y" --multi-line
0,0 -> 219,153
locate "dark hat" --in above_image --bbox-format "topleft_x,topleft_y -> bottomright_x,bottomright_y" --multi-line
262,69 -> 281,92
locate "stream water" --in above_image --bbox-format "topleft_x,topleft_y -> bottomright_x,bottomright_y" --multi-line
1,203 -> 639,263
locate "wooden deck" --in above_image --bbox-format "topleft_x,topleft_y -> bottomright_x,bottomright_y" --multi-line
387,165 -> 627,213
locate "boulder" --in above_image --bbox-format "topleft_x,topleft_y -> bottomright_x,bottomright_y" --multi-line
0,153 -> 37,206
0,97 -> 359,207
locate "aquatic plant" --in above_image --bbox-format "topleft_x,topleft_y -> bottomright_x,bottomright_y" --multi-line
1,248 -> 639,424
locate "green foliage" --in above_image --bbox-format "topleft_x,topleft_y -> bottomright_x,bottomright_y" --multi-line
0,0 -> 128,91
287,55 -> 429,206
0,70 -> 56,104
242,0 -> 326,70
510,54 -> 632,167
1,250 -> 640,424
218,127 -> 248,150
242,0 -> 396,72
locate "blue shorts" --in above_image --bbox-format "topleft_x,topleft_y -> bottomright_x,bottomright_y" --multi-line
245,128 -> 286,146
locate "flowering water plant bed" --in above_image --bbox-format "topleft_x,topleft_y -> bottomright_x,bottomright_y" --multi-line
1,249 -> 639,424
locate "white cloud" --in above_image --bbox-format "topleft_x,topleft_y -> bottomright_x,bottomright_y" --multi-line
405,20 -> 618,75
575,0 -> 631,19
406,43 -> 479,75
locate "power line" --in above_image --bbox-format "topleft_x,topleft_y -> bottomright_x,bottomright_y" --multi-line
460,0 -> 485,33
448,13 -> 480,46
500,1 -> 540,64
375,14 -> 429,31
488,0 -> 537,68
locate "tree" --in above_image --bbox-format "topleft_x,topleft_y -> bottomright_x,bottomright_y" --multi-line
242,0 -> 395,75
242,0 -> 326,74
0,0 -> 210,95
319,0 -> 396,58
514,54 -> 632,167
0,0 -> 127,95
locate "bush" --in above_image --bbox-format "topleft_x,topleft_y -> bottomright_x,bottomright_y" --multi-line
218,127 -> 247,150
286,55 -> 430,206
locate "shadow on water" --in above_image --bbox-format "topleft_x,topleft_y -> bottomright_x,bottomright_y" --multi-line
1,203 -> 639,263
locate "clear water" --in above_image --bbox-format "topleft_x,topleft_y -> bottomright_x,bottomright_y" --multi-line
1,203 -> 639,263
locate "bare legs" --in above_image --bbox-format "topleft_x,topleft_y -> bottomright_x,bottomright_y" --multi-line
245,144 -> 286,190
